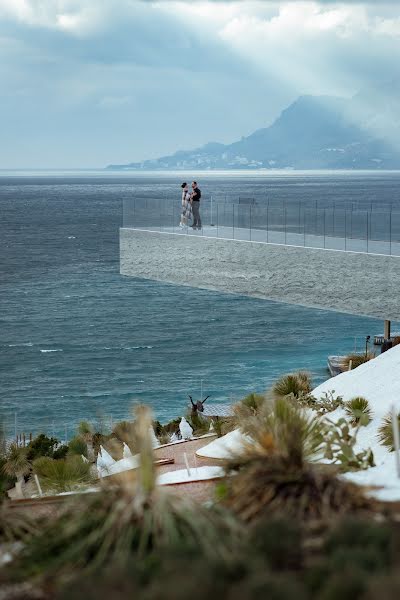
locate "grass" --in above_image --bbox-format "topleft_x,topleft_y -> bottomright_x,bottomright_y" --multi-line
33,455 -> 93,493
68,436 -> 88,458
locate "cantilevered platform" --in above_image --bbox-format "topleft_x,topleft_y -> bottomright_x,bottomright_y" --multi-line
120,227 -> 400,321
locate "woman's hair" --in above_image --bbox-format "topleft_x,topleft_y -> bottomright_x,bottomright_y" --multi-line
181,182 -> 187,188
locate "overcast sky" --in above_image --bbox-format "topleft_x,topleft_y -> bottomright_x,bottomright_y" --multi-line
0,0 -> 399,168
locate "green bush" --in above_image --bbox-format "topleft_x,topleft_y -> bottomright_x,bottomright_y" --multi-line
26,434 -> 59,461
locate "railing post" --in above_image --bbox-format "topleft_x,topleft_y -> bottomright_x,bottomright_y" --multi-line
284,206 -> 287,245
249,205 -> 252,241
390,210 -> 392,256
232,203 -> 235,239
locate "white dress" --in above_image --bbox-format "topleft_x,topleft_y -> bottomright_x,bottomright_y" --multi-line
181,190 -> 192,222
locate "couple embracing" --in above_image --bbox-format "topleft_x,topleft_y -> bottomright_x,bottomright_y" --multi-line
180,181 -> 202,230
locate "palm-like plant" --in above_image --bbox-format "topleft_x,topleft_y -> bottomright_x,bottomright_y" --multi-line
272,372 -> 312,400
2,443 -> 30,481
344,397 -> 372,427
16,406 -> 241,584
33,455 -> 93,493
377,412 -> 400,452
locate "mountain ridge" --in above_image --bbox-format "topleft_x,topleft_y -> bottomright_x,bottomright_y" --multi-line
107,83 -> 400,170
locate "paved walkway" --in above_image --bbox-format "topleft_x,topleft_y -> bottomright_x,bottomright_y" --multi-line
132,224 -> 400,257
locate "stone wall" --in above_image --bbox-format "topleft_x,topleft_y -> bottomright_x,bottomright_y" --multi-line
120,228 -> 400,321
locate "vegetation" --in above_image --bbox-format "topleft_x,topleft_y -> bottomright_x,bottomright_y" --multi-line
272,371 -> 313,399
15,406 -> 240,584
322,418 -> 375,471
32,456 -> 93,493
240,392 -> 265,413
67,436 -> 88,458
26,434 -> 59,461
1,394 -> 399,600
377,412 -> 400,452
344,397 -> 373,426
1,443 -> 30,481
344,352 -> 375,370
239,397 -> 325,464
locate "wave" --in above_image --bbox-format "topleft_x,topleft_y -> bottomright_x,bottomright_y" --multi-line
123,345 -> 153,350
40,349 -> 63,353
8,342 -> 34,347
101,345 -> 153,350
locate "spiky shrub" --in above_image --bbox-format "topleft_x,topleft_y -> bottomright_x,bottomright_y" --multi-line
241,392 -> 265,413
221,398 -> 374,523
377,412 -> 400,452
272,372 -> 312,400
240,397 -> 325,465
16,406 -> 240,584
68,436 -> 88,458
33,456 -> 93,493
344,397 -> 372,427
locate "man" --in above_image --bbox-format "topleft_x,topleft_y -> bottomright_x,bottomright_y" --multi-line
190,181 -> 202,230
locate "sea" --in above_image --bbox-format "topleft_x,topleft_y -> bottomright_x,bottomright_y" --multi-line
1,170 -> 400,439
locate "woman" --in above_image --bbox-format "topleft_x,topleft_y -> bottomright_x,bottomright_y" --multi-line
180,182 -> 192,227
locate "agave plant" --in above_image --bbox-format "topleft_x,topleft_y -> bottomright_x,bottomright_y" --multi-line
33,455 -> 93,493
272,372 -> 312,400
344,397 -> 372,427
377,412 -> 400,452
15,406 -> 241,584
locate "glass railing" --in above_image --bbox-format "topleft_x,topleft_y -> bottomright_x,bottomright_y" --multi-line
122,197 -> 400,256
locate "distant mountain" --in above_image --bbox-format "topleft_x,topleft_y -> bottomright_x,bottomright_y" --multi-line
107,82 -> 400,170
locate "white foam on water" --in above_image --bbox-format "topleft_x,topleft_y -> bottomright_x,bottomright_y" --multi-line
40,349 -> 63,353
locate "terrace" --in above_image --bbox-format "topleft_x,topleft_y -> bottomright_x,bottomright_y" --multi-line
120,196 -> 400,321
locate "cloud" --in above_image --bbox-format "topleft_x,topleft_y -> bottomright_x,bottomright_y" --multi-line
0,1 -> 399,167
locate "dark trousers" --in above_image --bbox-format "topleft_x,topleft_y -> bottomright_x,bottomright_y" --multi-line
192,201 -> 201,227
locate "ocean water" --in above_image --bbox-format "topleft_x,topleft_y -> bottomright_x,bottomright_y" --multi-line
1,171 -> 400,438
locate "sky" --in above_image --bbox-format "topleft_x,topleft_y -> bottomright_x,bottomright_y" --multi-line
0,0 -> 399,168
